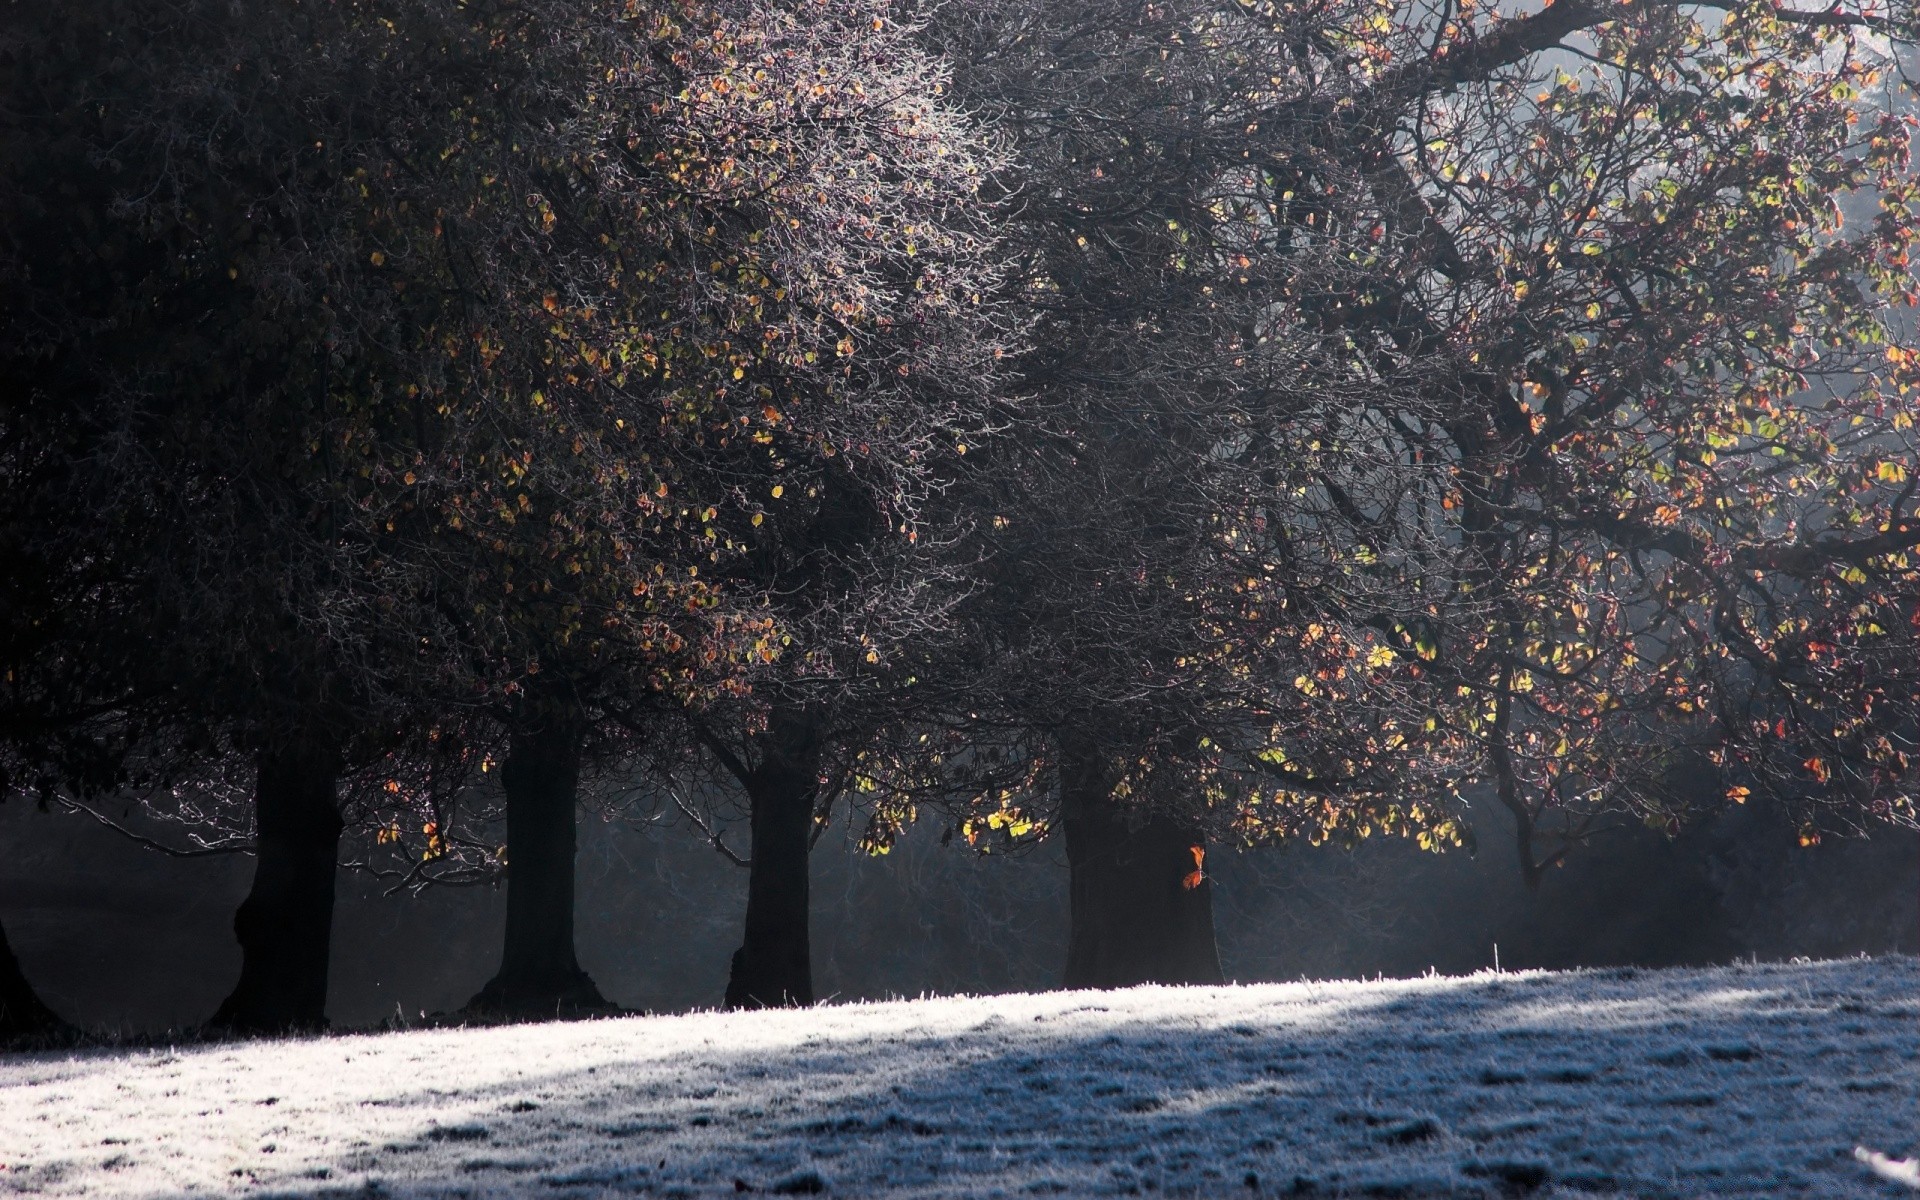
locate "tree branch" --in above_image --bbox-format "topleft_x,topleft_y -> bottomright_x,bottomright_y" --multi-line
55,798 -> 254,858
670,786 -> 751,869
1379,0 -> 1901,104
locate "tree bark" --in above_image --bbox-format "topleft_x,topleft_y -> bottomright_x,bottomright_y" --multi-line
209,744 -> 343,1034
0,913 -> 64,1041
1060,742 -> 1224,990
725,709 -> 820,1009
466,718 -> 609,1018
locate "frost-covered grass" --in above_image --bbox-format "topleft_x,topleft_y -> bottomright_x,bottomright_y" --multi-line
2,957 -> 1915,1198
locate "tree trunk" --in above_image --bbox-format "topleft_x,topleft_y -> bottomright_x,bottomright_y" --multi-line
466,719 -> 609,1019
1060,743 -> 1224,990
725,710 -> 820,1009
0,913 -> 64,1041
209,744 -> 343,1034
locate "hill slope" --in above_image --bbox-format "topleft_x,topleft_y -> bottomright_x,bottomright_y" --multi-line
2,957 -> 1916,1198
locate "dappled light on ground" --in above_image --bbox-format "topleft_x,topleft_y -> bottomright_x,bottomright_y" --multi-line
1,958 -> 1914,1198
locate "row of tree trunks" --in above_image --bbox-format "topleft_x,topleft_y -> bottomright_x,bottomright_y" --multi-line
208,714 -> 610,1033
1060,739 -> 1224,990
203,712 -> 611,1031
9,722 -> 1218,1038
208,743 -> 345,1033
725,708 -> 823,1009
719,723 -> 1224,1010
465,718 -> 610,1019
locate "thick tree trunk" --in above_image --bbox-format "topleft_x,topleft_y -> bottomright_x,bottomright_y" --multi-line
0,914 -> 64,1040
209,744 -> 343,1034
725,710 -> 820,1009
467,719 -> 609,1018
1060,744 -> 1224,990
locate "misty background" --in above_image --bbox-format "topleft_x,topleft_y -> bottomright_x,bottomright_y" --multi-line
2,792 -> 1912,1034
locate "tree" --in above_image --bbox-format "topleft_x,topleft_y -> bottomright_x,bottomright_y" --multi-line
929,0 -> 1452,988
430,0 -> 1015,1016
934,0 -> 1919,985
687,463 -> 1003,1009
610,3 -> 1019,1007
0,923 -> 61,1041
0,354 -> 135,1040
1,0 -> 479,1032
1201,0 -> 1920,877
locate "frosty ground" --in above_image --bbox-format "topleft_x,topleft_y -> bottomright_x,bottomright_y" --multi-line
2,957 -> 1915,1199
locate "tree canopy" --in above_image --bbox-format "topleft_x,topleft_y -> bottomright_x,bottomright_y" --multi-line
0,0 -> 1914,1025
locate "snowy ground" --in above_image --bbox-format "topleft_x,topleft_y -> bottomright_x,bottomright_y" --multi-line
2,958 -> 1916,1199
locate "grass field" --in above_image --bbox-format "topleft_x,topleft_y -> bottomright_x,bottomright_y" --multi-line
3,957 -> 1916,1198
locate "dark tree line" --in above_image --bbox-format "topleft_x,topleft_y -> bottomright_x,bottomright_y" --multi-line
3,0 -> 1916,1038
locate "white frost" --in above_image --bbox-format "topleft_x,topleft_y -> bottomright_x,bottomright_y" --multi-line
1859,1147 -> 1920,1190
2,957 -> 1915,1198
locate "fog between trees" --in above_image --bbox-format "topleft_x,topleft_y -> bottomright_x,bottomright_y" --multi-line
4,0 -> 1919,1039
2,780 -> 1912,1031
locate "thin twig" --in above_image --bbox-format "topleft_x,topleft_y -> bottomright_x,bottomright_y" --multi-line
671,786 -> 750,868
57,798 -> 254,858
